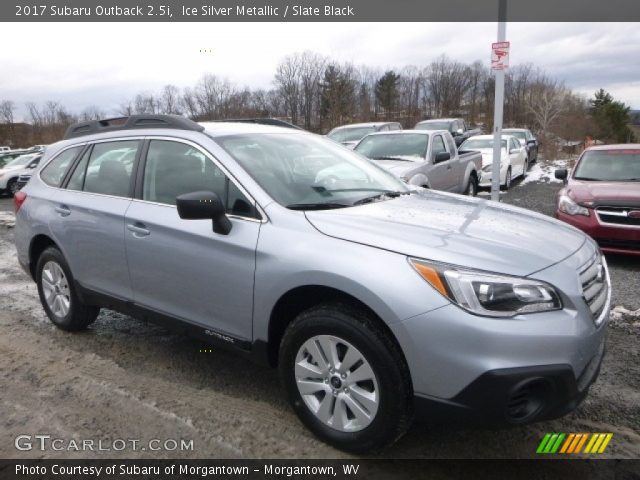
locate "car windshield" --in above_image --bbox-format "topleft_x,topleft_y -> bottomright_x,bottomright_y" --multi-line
573,150 -> 640,181
505,131 -> 527,141
460,138 -> 507,150
328,127 -> 377,143
216,133 -> 408,209
355,134 -> 428,161
415,121 -> 451,131
4,154 -> 36,168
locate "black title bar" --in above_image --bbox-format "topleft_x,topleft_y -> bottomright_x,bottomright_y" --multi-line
4,0 -> 640,22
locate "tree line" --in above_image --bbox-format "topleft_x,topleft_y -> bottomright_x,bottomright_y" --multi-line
0,51 -> 635,154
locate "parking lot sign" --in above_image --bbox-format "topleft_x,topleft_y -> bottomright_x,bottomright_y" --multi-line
491,41 -> 510,70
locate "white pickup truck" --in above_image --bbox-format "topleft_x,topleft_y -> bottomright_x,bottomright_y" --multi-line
353,130 -> 482,196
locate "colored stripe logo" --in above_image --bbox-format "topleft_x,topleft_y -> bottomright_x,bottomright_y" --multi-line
537,433 -> 613,454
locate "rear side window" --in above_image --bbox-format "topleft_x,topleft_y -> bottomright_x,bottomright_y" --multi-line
142,140 -> 258,218
82,141 -> 139,197
39,147 -> 82,187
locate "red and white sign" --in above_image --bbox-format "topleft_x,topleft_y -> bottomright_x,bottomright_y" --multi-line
491,41 -> 510,70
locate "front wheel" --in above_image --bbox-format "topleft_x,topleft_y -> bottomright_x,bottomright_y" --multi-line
279,303 -> 413,453
36,246 -> 100,331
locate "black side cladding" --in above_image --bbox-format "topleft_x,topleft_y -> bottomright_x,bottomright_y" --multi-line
63,115 -> 205,140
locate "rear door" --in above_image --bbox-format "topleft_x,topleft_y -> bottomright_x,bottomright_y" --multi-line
50,139 -> 140,300
124,138 -> 261,341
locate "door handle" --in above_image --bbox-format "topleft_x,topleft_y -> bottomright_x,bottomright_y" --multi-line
54,205 -> 71,217
127,222 -> 150,237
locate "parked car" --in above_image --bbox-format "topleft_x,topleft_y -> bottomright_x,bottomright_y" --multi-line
15,115 -> 609,452
459,135 -> 528,190
554,144 -> 640,255
0,146 -> 10,152
327,122 -> 402,149
503,128 -> 539,163
0,153 -> 42,196
414,118 -> 482,146
352,130 -> 481,195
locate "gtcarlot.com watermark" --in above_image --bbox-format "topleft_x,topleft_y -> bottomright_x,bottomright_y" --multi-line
15,435 -> 194,452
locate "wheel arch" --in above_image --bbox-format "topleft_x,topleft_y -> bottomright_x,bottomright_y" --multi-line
266,285 -> 408,371
28,234 -> 59,280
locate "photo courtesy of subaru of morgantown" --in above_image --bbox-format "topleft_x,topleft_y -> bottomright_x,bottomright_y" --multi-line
1,0 -> 640,478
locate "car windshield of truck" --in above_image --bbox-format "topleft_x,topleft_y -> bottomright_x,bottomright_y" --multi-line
328,126 -> 377,143
217,133 -> 408,209
355,134 -> 428,161
573,150 -> 640,181
460,138 -> 507,150
415,121 -> 451,131
4,154 -> 36,168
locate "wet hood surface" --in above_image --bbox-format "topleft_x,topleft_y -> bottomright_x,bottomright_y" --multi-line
567,180 -> 640,206
305,190 -> 587,276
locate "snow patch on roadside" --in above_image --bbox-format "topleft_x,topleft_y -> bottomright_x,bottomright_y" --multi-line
610,306 -> 640,334
0,211 -> 15,228
519,159 -> 567,186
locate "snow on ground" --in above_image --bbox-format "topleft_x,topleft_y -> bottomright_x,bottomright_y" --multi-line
518,159 -> 568,186
0,211 -> 15,228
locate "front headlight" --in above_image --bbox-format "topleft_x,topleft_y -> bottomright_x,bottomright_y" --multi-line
558,194 -> 589,216
409,259 -> 562,317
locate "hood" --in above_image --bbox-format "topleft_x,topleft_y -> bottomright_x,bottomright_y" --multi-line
305,190 -> 587,276
567,180 -> 640,206
0,164 -> 26,173
371,159 -> 421,177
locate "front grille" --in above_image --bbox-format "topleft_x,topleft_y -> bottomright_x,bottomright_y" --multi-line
596,207 -> 640,227
578,253 -> 609,326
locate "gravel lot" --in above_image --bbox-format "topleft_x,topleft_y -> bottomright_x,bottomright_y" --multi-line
0,170 -> 638,460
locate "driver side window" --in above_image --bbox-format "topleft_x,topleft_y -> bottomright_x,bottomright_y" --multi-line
142,140 -> 258,219
431,135 -> 447,161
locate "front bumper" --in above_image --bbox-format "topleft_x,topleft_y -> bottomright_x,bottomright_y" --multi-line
414,340 -> 605,426
478,166 -> 507,187
556,210 -> 640,255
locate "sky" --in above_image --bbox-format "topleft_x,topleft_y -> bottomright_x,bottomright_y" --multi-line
1,22 -> 638,121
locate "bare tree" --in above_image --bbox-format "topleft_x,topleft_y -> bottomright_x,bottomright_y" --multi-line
159,84 -> 181,115
274,54 -> 302,125
80,105 -> 106,121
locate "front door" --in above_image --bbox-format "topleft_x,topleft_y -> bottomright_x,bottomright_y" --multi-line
124,139 -> 261,340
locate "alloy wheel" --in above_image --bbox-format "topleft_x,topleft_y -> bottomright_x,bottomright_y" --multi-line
294,335 -> 379,432
41,261 -> 71,318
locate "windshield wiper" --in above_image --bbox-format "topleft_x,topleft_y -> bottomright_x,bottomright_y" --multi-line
286,202 -> 350,211
352,190 -> 411,206
371,156 -> 412,161
573,177 -> 603,181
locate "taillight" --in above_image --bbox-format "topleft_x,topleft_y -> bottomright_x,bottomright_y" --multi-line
14,191 -> 27,212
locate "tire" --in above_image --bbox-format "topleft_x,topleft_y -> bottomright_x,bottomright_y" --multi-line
6,178 -> 18,198
279,303 -> 413,453
465,175 -> 478,197
36,246 -> 100,331
501,168 -> 512,191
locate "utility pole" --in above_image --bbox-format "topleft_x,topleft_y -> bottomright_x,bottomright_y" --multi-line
490,0 -> 507,202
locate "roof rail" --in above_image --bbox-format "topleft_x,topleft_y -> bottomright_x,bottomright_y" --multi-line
63,115 -> 205,140
209,118 -> 304,130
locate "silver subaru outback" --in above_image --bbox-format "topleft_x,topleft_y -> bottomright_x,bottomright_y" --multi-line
14,115 -> 610,452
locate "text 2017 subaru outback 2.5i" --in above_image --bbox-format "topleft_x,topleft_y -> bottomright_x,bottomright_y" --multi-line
14,115 -> 610,452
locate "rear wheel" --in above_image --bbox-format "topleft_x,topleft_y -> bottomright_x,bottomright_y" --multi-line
501,168 -> 512,191
279,303 -> 413,453
36,247 -> 100,331
465,175 -> 478,197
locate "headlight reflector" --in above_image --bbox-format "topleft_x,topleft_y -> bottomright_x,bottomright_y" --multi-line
558,194 -> 589,216
410,259 -> 562,317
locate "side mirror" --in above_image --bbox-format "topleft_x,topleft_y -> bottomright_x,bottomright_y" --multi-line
434,152 -> 451,163
27,163 -> 38,169
527,139 -> 537,146
456,128 -> 464,135
554,169 -> 568,184
176,191 -> 232,235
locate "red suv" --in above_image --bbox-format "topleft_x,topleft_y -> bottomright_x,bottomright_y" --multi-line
555,145 -> 640,255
